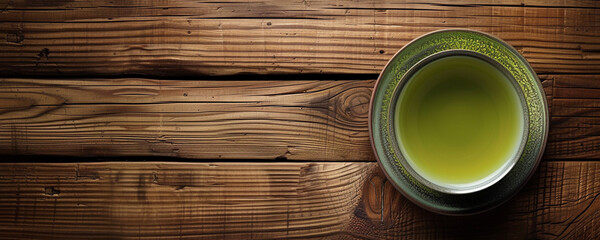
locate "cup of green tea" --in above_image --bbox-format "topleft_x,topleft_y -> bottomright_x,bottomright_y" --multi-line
369,29 -> 549,215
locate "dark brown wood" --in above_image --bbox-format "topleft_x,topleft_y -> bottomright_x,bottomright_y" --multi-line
546,74 -> 600,159
1,75 -> 599,160
0,78 -> 375,160
1,1 -> 599,239
1,0 -> 599,77
0,161 -> 598,239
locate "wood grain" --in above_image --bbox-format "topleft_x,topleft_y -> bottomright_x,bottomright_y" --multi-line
1,0 -> 599,77
546,74 -> 600,159
0,78 -> 374,160
0,161 -> 598,239
1,75 -> 598,160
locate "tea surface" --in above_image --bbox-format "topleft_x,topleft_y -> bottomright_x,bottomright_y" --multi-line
394,55 -> 524,187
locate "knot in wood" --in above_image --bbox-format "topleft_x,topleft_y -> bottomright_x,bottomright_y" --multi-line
358,172 -> 404,229
334,85 -> 370,122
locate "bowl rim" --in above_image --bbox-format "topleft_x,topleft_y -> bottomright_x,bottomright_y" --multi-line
368,28 -> 550,215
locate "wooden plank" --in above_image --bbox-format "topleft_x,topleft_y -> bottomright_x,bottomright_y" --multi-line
547,74 -> 600,159
0,78 -> 375,160
1,0 -> 599,77
0,161 -> 598,239
1,75 -> 599,160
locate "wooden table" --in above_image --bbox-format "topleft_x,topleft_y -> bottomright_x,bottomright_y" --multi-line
1,0 -> 599,239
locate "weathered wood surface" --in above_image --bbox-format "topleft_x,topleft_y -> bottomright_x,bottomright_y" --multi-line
0,161 -> 598,239
0,78 -> 375,160
546,74 -> 600,159
2,0 -> 600,239
1,75 -> 599,160
1,0 -> 599,77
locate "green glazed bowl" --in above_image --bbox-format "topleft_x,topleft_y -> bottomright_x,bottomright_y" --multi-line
368,29 -> 549,215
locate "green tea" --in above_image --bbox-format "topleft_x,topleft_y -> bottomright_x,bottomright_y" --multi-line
394,55 -> 524,187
